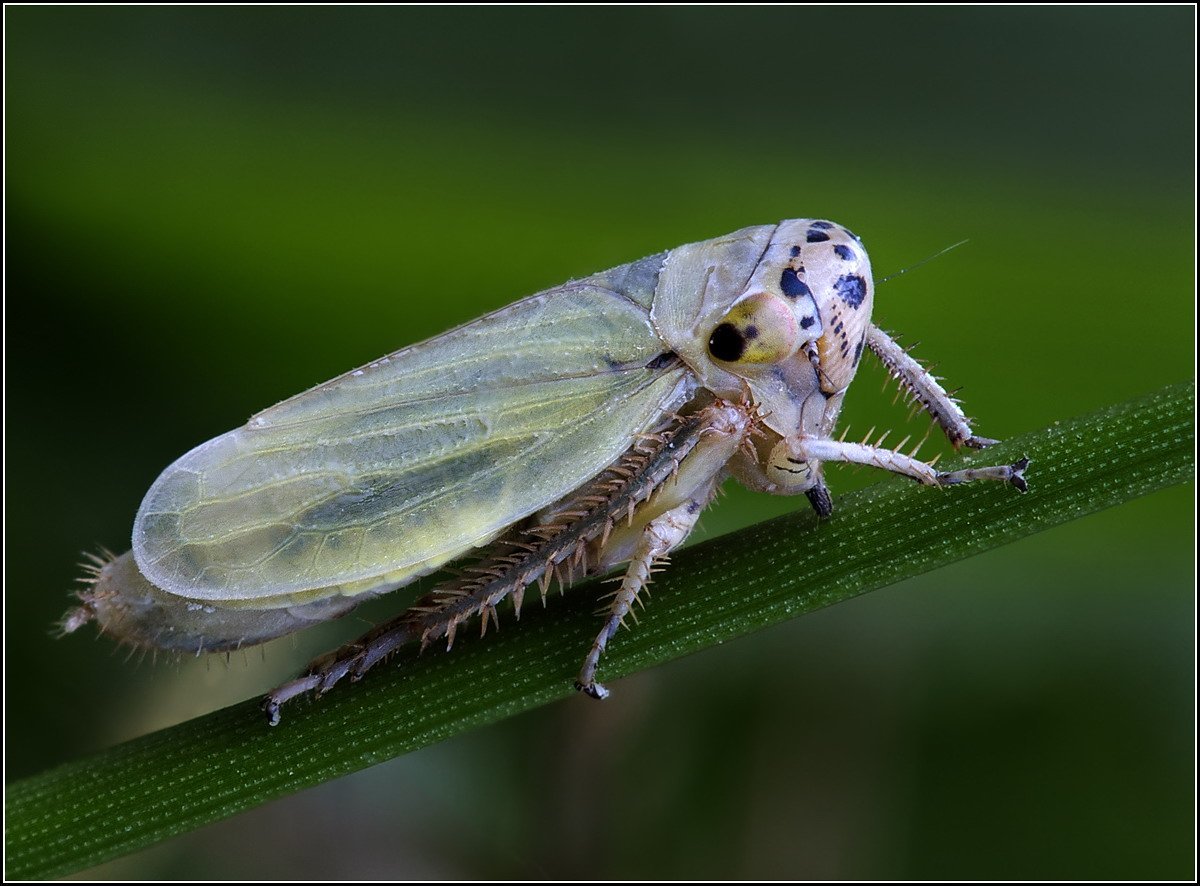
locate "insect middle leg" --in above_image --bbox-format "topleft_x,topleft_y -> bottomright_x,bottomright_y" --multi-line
571,398 -> 761,697
575,483 -> 715,699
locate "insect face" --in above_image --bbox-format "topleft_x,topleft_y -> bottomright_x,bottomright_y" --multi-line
657,219 -> 873,444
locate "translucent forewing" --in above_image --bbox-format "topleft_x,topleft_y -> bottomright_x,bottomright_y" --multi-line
133,283 -> 692,605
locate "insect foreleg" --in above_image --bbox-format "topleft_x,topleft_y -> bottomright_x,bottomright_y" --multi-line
786,437 -> 1029,492
865,324 -> 998,450
576,483 -> 716,700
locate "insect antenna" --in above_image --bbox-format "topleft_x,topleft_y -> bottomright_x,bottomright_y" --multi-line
878,239 -> 970,285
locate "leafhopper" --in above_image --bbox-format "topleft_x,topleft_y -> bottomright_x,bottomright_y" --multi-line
61,220 -> 1027,724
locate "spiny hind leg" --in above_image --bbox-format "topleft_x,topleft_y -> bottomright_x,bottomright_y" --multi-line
263,620 -> 420,726
866,323 -> 998,449
575,483 -> 714,700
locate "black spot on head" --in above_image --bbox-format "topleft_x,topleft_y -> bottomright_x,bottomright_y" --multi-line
834,274 -> 867,308
686,499 -> 703,515
833,244 -> 855,261
708,323 -> 746,361
810,221 -> 834,230
853,337 -> 864,366
800,315 -> 816,329
806,230 -> 830,243
779,268 -> 812,298
744,324 -> 759,340
842,226 -> 861,242
789,245 -> 802,257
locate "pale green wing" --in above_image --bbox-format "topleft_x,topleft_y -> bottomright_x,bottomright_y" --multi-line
133,282 -> 693,603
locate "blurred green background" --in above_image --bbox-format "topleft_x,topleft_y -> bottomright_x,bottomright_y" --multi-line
6,6 -> 1193,879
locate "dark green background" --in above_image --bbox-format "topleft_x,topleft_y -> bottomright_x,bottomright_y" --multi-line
6,7 -> 1194,879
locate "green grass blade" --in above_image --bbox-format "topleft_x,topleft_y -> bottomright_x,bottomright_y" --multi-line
5,381 -> 1194,879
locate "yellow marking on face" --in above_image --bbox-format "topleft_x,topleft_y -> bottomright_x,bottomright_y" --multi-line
708,292 -> 799,365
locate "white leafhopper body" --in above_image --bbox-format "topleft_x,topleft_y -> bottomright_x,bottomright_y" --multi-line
63,219 -> 1027,721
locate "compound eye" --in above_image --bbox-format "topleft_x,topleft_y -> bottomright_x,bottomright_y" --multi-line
707,291 -> 799,364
